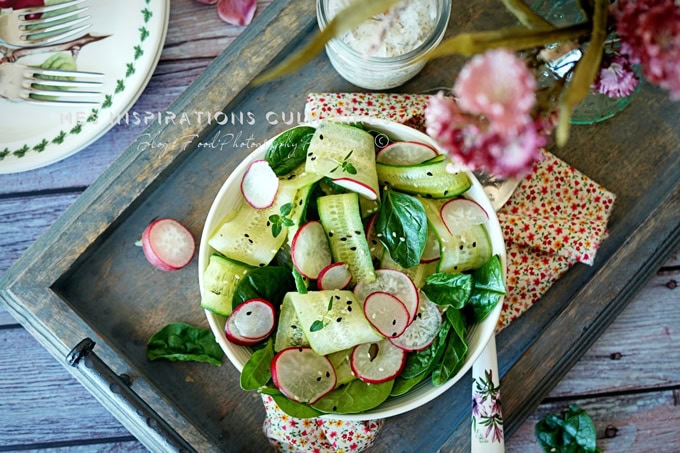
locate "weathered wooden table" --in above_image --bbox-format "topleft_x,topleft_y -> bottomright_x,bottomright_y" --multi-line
1,1 -> 678,451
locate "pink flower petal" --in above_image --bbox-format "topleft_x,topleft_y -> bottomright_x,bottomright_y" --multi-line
217,0 -> 256,26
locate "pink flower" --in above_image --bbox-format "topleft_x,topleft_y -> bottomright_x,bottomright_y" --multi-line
613,0 -> 680,100
454,49 -> 537,133
425,94 -> 545,178
595,54 -> 640,97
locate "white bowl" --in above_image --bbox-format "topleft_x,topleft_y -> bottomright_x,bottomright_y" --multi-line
198,116 -> 506,420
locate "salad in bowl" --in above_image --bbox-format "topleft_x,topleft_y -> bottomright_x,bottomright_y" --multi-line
198,117 -> 506,420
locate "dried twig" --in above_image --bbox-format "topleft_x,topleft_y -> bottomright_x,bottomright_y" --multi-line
0,34 -> 110,63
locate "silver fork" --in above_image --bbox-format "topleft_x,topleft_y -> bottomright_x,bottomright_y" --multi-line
0,62 -> 103,106
0,0 -> 91,48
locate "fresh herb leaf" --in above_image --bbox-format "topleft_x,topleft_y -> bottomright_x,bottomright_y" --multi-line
310,320 -> 324,332
146,322 -> 222,366
422,272 -> 474,308
280,203 -> 293,217
240,338 -> 274,390
312,379 -> 393,414
466,255 -> 506,323
269,204 -> 295,237
232,266 -> 296,310
535,405 -> 601,453
375,188 -> 428,268
265,126 -> 316,176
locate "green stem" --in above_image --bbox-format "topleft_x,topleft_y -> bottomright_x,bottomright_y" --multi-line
499,0 -> 556,30
556,0 -> 608,146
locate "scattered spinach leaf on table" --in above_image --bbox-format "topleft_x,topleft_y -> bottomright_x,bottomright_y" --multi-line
535,405 -> 601,453
146,322 -> 222,366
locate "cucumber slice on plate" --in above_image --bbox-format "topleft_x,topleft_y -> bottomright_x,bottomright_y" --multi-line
317,193 -> 375,284
376,157 -> 471,199
306,122 -> 380,200
201,254 -> 252,316
208,181 -> 298,267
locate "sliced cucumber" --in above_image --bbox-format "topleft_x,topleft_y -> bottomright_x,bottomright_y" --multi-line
281,163 -> 323,190
380,251 -> 438,289
201,254 -> 252,316
208,181 -> 298,267
327,349 -> 356,386
306,122 -> 379,200
376,158 -> 471,199
286,290 -> 383,356
421,198 -> 492,273
317,193 -> 376,284
274,295 -> 310,352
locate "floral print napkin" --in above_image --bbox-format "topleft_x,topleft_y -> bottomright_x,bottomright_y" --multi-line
261,92 -> 616,452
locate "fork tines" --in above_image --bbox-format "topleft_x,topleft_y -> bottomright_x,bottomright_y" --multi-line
18,0 -> 91,46
25,67 -> 104,106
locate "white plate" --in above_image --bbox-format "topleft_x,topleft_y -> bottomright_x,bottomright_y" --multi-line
0,0 -> 169,174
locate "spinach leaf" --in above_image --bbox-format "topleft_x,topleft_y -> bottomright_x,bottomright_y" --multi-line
147,322 -> 222,366
390,372 -> 427,396
375,188 -> 428,268
259,387 -> 324,419
232,266 -> 296,310
422,272 -> 473,308
446,307 -> 467,342
265,126 -> 315,176
400,321 -> 451,379
431,327 -> 468,386
240,338 -> 274,390
535,405 -> 601,453
466,255 -> 506,323
312,380 -> 393,414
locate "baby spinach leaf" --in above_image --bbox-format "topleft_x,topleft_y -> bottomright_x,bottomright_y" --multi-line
375,188 -> 428,268
390,372 -> 427,396
259,387 -> 324,419
400,321 -> 451,379
240,338 -> 274,390
535,405 -> 601,453
312,380 -> 393,414
265,126 -> 316,176
466,255 -> 506,323
232,266 -> 296,310
446,307 -> 467,342
422,272 -> 473,308
431,328 -> 468,386
146,322 -> 222,366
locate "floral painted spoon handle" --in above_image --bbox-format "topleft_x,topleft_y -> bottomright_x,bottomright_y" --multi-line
470,171 -> 518,452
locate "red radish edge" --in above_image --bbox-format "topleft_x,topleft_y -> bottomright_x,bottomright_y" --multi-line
389,294 -> 442,352
363,292 -> 410,338
350,341 -> 407,384
271,347 -> 337,404
376,141 -> 438,165
354,269 -> 420,323
440,198 -> 489,235
225,315 -> 269,346
317,262 -> 352,290
291,221 -> 332,279
141,218 -> 195,272
332,178 -> 378,201
230,298 -> 276,340
241,160 -> 279,209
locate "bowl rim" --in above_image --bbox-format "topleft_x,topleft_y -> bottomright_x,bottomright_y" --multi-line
198,116 -> 506,420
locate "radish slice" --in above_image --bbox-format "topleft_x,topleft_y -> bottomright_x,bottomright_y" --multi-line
389,292 -> 442,351
291,221 -> 332,279
420,227 -> 441,263
440,198 -> 489,235
363,292 -> 410,338
350,340 -> 406,384
141,218 -> 195,272
365,214 -> 385,261
225,314 -> 268,346
317,262 -> 352,290
376,141 -> 438,165
241,160 -> 279,209
332,178 -> 378,201
354,269 -> 419,322
271,347 -> 337,404
231,298 -> 276,339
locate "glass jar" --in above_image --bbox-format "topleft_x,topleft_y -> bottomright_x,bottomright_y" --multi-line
316,0 -> 452,90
